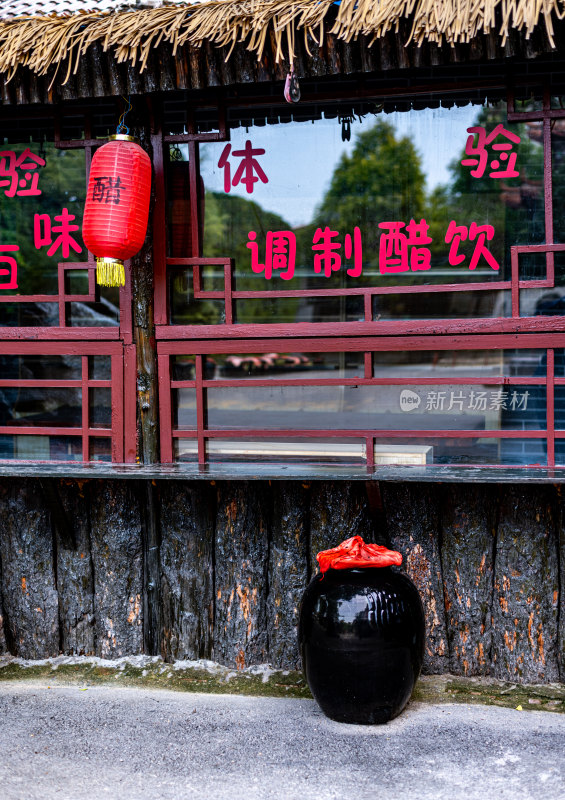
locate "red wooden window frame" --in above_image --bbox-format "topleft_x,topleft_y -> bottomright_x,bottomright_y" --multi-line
0,108 -> 136,463
0,341 -> 125,462
155,81 -> 565,469
157,335 -> 560,467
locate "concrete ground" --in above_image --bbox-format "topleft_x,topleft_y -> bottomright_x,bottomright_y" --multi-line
0,681 -> 563,800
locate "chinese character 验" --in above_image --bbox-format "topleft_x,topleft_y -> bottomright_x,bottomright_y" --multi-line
0,148 -> 45,198
461,124 -> 521,179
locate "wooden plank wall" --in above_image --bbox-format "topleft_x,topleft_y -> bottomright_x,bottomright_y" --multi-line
0,477 -> 563,684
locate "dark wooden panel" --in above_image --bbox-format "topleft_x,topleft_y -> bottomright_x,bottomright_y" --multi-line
441,485 -> 496,676
89,42 -> 110,98
492,486 -> 560,682
89,481 -> 144,658
107,55 -> 127,97
56,480 -> 95,656
267,482 -> 309,669
189,45 -> 203,90
309,481 -> 374,576
159,481 -> 214,661
204,42 -> 222,88
158,44 -> 177,92
175,47 -> 190,90
214,481 -> 269,668
382,483 -> 449,674
126,62 -> 144,96
0,479 -> 59,658
142,50 -> 159,94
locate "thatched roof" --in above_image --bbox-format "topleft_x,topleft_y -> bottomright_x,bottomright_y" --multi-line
0,0 -> 563,85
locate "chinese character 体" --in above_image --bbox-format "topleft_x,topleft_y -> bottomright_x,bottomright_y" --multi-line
218,141 -> 268,194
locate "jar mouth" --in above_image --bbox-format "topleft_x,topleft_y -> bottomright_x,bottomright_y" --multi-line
322,565 -> 394,576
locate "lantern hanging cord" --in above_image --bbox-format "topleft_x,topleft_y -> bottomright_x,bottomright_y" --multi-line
116,95 -> 132,136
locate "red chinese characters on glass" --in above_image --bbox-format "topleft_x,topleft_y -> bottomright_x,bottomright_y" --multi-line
0,148 -> 45,198
247,230 -> 296,279
34,208 -> 83,258
461,125 -> 521,179
378,219 -> 432,273
0,244 -> 19,289
219,141 -> 268,194
312,226 -> 363,278
247,220 -> 499,278
445,220 -> 500,271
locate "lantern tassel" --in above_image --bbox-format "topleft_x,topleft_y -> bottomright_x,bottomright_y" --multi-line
96,258 -> 125,288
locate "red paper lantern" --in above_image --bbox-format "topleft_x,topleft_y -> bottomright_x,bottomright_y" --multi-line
82,134 -> 151,287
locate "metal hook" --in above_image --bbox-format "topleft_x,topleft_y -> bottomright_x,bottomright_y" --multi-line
116,95 -> 132,135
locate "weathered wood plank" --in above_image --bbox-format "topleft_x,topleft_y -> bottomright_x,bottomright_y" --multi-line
141,481 -> 161,656
267,482 -> 309,669
89,42 -> 110,98
214,482 -> 269,668
441,485 -> 496,676
492,486 -> 560,682
382,483 -> 449,674
158,44 -> 176,92
89,481 -> 143,658
56,480 -> 95,655
309,481 -> 374,576
189,45 -> 203,90
159,481 -> 214,661
0,479 -> 59,658
131,123 -> 158,466
0,546 -> 8,653
204,41 -> 222,88
556,486 -> 565,682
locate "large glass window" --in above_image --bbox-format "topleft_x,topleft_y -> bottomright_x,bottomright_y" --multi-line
159,85 -> 565,469
166,95 -> 550,327
0,126 -> 120,329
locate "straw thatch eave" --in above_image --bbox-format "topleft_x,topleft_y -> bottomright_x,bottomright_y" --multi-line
0,0 -> 563,87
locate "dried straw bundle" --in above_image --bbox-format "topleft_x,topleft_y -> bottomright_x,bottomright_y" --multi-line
332,0 -> 565,47
0,0 -> 563,85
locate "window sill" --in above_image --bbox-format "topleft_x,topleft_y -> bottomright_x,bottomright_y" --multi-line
1,461 -> 565,483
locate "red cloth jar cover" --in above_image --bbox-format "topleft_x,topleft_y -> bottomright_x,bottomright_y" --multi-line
316,535 -> 402,573
82,135 -> 151,287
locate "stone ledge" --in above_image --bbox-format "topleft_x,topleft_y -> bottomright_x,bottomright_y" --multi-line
1,656 -> 564,712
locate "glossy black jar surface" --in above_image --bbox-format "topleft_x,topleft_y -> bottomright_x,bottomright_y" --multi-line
299,566 -> 425,724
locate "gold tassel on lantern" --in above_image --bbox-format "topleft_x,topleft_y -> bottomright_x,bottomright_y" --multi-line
96,257 -> 125,288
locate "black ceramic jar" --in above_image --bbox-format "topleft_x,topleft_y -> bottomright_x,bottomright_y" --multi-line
299,565 -> 425,724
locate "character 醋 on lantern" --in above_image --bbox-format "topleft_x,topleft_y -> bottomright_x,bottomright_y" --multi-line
82,134 -> 151,287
